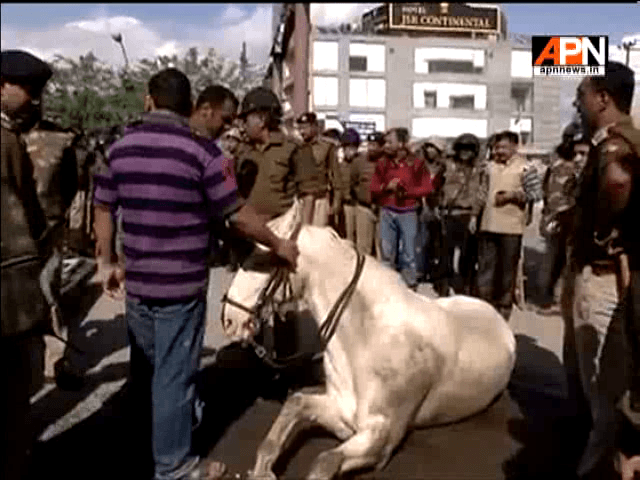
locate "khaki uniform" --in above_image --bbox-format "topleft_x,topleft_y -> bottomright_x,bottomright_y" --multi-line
349,153 -> 378,255
331,153 -> 361,242
307,135 -> 337,227
233,131 -> 320,220
565,116 -> 640,475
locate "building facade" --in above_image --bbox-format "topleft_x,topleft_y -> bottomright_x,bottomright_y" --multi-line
270,3 -> 569,151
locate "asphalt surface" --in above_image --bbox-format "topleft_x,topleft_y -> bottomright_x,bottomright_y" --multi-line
25,206 -> 588,480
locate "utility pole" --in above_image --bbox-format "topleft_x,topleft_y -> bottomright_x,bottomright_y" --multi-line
111,33 -> 129,69
622,37 -> 637,67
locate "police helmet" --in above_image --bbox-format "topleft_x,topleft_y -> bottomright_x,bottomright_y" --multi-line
452,133 -> 480,155
239,87 -> 282,120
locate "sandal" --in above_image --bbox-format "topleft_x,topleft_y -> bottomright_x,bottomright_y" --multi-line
186,459 -> 228,480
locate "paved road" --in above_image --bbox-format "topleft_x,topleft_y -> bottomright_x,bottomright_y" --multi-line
27,210 -> 585,480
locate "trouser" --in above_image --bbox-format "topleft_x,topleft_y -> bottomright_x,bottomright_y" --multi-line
476,232 -> 522,321
415,205 -> 434,280
343,204 -> 356,244
379,208 -> 418,289
440,213 -> 476,296
312,196 -> 331,227
537,231 -> 569,306
355,204 -> 376,256
1,334 -> 45,480
625,270 -> 640,406
125,295 -> 206,480
567,267 -> 628,477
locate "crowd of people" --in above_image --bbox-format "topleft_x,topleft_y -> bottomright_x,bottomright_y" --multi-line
1,46 -> 639,480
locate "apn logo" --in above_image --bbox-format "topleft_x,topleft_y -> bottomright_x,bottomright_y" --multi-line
532,36 -> 608,77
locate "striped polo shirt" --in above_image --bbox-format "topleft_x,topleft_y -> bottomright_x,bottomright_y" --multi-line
93,110 -> 243,303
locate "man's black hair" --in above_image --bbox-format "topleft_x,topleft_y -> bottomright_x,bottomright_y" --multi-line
148,68 -> 192,117
494,130 -> 519,145
588,60 -> 635,115
195,84 -> 238,111
387,127 -> 410,144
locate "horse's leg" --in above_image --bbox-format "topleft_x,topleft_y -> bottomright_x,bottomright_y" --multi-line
305,414 -> 400,480
249,391 -> 355,480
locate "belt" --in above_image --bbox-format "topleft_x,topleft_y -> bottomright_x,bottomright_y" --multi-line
357,200 -> 373,209
589,259 -> 617,276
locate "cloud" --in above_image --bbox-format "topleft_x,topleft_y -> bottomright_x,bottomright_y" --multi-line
0,6 -> 274,67
310,3 -> 382,26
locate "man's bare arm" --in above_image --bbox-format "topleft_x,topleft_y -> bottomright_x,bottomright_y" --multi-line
93,204 -> 114,264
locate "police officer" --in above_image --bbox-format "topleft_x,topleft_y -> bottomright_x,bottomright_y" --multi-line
234,87 -> 319,243
332,128 -> 361,242
1,49 -> 53,480
536,126 -> 589,313
296,112 -> 338,227
435,133 -> 486,297
566,60 -> 640,479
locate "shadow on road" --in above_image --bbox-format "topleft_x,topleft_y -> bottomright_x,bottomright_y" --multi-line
503,334 -> 590,480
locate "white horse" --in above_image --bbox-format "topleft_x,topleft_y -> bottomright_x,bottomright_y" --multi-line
221,201 -> 516,480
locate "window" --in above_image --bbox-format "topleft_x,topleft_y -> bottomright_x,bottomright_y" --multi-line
511,50 -> 533,79
450,95 -> 475,110
510,117 -> 533,144
423,91 -> 436,108
349,43 -> 385,72
349,113 -> 385,133
413,82 -> 487,110
415,47 -> 485,74
511,84 -> 533,113
412,117 -> 487,139
313,76 -> 338,107
349,79 -> 385,108
313,41 -> 339,71
428,60 -> 482,74
349,56 -> 367,72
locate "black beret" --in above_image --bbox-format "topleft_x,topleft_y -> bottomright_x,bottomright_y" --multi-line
1,50 -> 53,94
296,112 -> 317,125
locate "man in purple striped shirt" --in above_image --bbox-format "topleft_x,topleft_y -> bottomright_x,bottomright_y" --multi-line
93,68 -> 298,480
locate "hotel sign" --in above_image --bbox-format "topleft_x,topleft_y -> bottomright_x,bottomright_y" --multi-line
380,3 -> 500,34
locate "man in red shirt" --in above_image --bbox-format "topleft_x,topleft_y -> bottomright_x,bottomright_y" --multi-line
370,128 -> 432,290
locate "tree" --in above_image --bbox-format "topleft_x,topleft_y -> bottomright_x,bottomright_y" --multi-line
43,46 -> 267,131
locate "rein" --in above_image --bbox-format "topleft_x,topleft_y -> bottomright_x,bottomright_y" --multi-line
220,224 -> 366,370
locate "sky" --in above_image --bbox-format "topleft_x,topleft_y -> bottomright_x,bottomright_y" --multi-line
2,3 -> 638,67
1,3 -> 638,126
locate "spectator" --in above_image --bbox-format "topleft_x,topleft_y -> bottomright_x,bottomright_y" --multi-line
370,127 -> 432,290
476,130 -> 542,321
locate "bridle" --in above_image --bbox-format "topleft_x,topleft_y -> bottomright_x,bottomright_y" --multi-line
220,221 -> 366,370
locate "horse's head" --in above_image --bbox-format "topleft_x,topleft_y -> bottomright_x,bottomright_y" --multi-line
221,200 -> 304,342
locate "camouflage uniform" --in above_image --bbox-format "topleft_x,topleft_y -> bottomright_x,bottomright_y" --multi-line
433,156 -> 487,296
536,156 -> 582,306
1,110 -> 49,480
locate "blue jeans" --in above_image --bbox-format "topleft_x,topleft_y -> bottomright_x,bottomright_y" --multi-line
126,295 -> 206,480
379,207 -> 418,288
